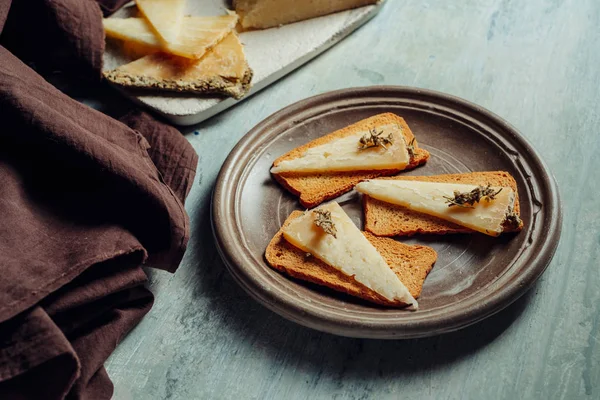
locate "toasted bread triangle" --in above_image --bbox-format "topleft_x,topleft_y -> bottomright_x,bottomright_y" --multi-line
271,113 -> 430,208
363,171 -> 524,236
265,211 -> 437,307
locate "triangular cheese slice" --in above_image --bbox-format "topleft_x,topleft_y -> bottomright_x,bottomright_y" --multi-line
355,180 -> 516,236
136,0 -> 186,44
104,33 -> 252,99
282,202 -> 417,308
270,124 -> 410,174
103,14 -> 238,59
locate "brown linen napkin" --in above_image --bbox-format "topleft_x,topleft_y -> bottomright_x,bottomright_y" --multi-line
0,0 -> 198,398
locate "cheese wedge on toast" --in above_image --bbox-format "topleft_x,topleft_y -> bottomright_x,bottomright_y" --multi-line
360,171 -> 524,236
271,113 -> 430,208
266,204 -> 437,308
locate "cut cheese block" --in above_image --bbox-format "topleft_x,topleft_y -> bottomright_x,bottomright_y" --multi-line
103,14 -> 238,59
104,33 -> 253,99
359,172 -> 524,237
271,113 -> 430,208
136,0 -> 186,44
270,124 -> 409,174
234,0 -> 379,29
282,202 -> 417,308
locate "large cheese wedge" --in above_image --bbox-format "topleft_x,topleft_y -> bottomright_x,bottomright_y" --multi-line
282,202 -> 417,308
104,33 -> 253,99
103,14 -> 238,59
355,180 -> 516,236
270,124 -> 410,174
136,0 -> 186,44
234,0 -> 379,29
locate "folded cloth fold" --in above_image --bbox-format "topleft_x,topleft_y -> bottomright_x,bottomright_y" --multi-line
0,0 -> 198,398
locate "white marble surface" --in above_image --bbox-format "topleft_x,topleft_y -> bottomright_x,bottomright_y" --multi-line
105,0 -> 600,398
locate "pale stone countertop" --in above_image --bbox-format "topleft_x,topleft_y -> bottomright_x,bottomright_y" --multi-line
104,0 -> 600,398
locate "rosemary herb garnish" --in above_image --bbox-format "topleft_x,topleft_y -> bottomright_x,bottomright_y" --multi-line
313,209 -> 337,238
504,212 -> 522,229
443,184 -> 503,208
358,128 -> 394,150
406,137 -> 416,159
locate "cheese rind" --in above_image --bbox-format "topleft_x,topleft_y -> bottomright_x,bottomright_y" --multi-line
103,15 -> 238,59
270,125 -> 409,174
234,0 -> 379,29
356,180 -> 515,236
136,0 -> 186,44
282,202 -> 417,308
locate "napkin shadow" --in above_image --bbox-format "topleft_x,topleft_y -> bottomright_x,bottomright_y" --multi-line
188,196 -> 533,380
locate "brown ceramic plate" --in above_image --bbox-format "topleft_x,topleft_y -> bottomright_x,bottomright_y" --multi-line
211,86 -> 561,339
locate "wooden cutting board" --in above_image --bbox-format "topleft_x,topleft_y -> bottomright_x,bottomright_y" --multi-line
103,1 -> 385,126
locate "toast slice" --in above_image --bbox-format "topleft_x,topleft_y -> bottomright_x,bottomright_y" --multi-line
265,211 -> 437,307
271,113 -> 430,208
363,171 -> 524,236
104,33 -> 253,99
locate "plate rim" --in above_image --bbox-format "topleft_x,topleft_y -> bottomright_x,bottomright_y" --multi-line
211,85 -> 562,339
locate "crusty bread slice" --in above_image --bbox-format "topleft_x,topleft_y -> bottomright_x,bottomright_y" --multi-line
265,211 -> 437,307
363,171 -> 524,237
271,113 -> 430,208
